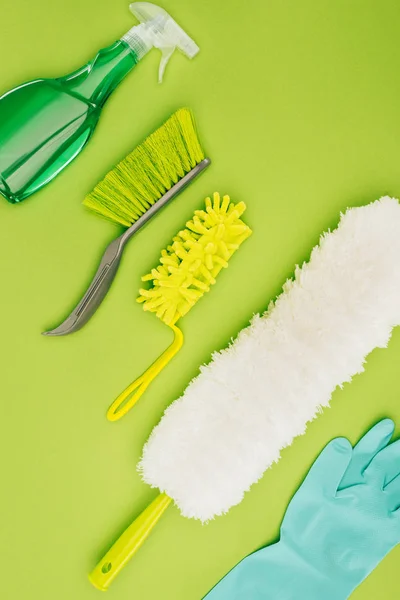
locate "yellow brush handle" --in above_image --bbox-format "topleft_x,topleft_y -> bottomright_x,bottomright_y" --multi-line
107,324 -> 184,421
89,493 -> 172,591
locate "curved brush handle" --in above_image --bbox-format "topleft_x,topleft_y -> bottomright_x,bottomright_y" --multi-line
107,324 -> 183,421
43,235 -> 126,336
89,493 -> 172,591
43,159 -> 210,337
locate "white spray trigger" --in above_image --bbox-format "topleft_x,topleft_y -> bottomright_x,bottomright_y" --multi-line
158,47 -> 175,83
129,2 -> 199,82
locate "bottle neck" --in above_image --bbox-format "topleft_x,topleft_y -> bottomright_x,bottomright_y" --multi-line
122,24 -> 153,60
60,40 -> 141,107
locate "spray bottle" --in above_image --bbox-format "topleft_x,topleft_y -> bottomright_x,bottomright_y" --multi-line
0,3 -> 199,203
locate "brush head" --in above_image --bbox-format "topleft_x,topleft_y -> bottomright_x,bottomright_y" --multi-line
83,108 -> 205,227
137,193 -> 252,326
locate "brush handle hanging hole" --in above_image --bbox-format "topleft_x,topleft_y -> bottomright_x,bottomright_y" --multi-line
101,562 -> 112,574
107,324 -> 184,421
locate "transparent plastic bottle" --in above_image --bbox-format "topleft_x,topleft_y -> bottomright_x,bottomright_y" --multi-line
0,2 -> 199,203
0,42 -> 137,203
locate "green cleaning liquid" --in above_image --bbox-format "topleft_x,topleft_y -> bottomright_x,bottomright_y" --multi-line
0,2 -> 199,203
0,42 -> 137,203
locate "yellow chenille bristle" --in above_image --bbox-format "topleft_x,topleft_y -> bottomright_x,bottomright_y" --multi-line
83,108 -> 205,227
137,193 -> 252,326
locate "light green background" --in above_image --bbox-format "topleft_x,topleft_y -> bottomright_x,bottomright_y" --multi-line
1,0 -> 400,598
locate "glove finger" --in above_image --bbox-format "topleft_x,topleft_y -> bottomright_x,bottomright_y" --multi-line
304,437 -> 352,496
365,439 -> 400,486
385,473 -> 400,512
339,419 -> 395,489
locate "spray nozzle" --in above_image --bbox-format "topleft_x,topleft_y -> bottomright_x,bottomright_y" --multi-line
128,2 -> 199,82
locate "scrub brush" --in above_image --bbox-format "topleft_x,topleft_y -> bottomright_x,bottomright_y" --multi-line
89,197 -> 400,591
44,108 -> 210,336
107,192 -> 252,421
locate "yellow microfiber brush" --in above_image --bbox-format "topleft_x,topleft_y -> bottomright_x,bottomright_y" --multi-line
44,108 -> 210,337
107,192 -> 252,421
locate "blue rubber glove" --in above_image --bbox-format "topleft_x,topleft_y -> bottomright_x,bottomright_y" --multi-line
204,419 -> 400,600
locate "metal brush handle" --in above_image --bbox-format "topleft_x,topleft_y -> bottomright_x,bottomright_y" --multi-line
43,236 -> 125,337
43,158 -> 211,337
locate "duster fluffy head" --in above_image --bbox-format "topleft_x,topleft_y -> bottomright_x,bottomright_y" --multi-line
139,197 -> 400,521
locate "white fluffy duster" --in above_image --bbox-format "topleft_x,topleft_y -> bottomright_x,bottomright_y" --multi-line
139,197 -> 400,521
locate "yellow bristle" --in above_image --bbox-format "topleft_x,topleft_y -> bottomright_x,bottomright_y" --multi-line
137,194 -> 252,326
83,108 -> 205,227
